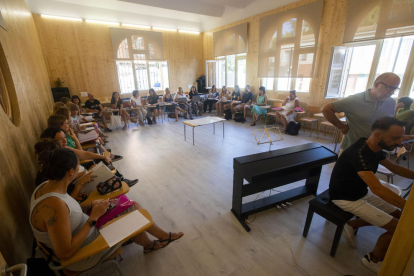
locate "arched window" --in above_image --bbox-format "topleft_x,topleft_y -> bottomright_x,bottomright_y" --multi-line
131,36 -> 145,50
117,38 -> 129,59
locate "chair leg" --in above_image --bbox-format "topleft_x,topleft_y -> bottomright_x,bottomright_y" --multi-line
331,223 -> 345,257
303,204 -> 315,238
309,122 -> 314,137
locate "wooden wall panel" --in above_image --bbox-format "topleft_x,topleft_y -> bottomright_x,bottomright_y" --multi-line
33,15 -> 205,102
0,0 -> 53,265
203,0 -> 348,108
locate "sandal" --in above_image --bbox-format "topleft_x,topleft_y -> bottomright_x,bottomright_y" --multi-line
122,125 -> 127,130
143,240 -> 161,254
159,232 -> 184,248
250,122 -> 256,126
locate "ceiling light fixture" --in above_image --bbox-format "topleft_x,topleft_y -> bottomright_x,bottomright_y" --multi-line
41,14 -> 82,21
85,19 -> 119,25
152,27 -> 177,32
179,30 -> 200,34
122,23 -> 151,29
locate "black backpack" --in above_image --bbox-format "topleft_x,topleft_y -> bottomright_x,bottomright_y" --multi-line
286,121 -> 301,135
234,111 -> 243,122
224,109 -> 232,120
146,115 -> 153,125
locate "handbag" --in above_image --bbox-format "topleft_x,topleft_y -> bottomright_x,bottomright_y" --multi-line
111,114 -> 122,128
87,195 -> 135,228
96,176 -> 122,195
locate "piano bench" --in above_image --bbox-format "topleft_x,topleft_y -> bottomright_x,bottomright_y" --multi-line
302,189 -> 355,257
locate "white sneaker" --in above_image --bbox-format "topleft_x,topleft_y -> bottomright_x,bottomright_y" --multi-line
342,223 -> 356,248
362,253 -> 382,274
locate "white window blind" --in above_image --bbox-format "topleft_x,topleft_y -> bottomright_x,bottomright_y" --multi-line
257,0 -> 323,78
343,0 -> 414,43
213,23 -> 248,57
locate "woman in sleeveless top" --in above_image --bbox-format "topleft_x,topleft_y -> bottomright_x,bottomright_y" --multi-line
276,90 -> 300,132
163,88 -> 185,122
30,147 -> 184,272
250,86 -> 269,126
215,86 -> 230,116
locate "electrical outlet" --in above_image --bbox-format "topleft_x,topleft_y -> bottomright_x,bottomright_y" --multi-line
81,92 -> 88,97
188,85 -> 192,89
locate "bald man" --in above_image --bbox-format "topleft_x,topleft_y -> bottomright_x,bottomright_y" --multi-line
322,73 -> 401,154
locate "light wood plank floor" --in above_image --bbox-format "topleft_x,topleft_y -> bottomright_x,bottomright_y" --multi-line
102,114 -> 411,276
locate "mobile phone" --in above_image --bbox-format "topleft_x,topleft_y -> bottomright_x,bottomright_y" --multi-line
402,138 -> 414,144
106,202 -> 116,213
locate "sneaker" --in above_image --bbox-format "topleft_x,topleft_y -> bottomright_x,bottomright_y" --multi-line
124,178 -> 138,187
111,155 -> 123,162
362,253 -> 382,274
105,128 -> 113,132
342,223 -> 356,248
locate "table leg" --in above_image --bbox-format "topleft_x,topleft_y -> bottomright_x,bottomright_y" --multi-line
184,124 -> 186,141
223,121 -> 225,138
192,127 -> 194,145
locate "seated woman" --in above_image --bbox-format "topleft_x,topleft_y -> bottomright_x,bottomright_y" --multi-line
276,90 -> 299,132
203,85 -> 219,113
147,89 -> 161,124
69,103 -> 108,143
39,127 -> 138,187
111,91 -> 137,130
395,97 -> 414,122
215,86 -> 230,116
53,102 -> 66,115
174,87 -> 193,120
223,85 -> 241,114
30,147 -> 184,273
188,86 -> 203,116
163,88 -> 185,122
60,97 -> 72,105
250,86 -> 268,126
71,95 -> 83,112
130,90 -> 146,126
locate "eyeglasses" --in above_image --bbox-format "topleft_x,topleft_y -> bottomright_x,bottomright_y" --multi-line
378,82 -> 400,92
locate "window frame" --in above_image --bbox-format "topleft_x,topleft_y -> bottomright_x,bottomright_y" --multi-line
206,53 -> 246,89
324,36 -> 414,99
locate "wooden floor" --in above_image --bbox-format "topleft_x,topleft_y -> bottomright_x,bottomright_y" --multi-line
102,114 -> 412,276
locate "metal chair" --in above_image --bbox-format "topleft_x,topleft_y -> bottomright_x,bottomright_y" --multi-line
299,106 -> 320,137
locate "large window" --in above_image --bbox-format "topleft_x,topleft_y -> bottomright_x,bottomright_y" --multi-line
115,35 -> 169,94
206,53 -> 246,89
325,35 -> 414,98
260,76 -> 311,93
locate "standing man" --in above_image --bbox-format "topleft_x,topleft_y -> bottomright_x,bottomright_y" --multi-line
233,85 -> 253,123
329,117 -> 410,273
321,73 -> 400,154
84,93 -> 112,132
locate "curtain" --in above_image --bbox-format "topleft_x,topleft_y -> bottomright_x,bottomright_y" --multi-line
213,23 -> 248,57
257,0 -> 323,78
343,0 -> 414,43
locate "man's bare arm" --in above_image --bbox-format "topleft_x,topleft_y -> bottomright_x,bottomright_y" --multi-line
321,103 -> 349,134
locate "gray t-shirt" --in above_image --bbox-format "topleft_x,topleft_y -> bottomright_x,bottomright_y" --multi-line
332,90 -> 395,150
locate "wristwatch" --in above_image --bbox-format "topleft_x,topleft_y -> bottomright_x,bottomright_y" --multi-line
87,219 -> 97,227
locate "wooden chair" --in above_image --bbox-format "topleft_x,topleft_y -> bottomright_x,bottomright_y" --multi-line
377,147 -> 407,183
35,209 -> 152,276
299,106 -> 320,137
265,102 -> 283,126
317,112 -> 345,141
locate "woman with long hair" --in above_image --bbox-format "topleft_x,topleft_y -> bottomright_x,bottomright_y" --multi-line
276,90 -> 300,132
223,85 -> 241,114
111,91 -> 137,130
250,86 -> 269,126
163,88 -> 185,122
174,87 -> 193,120
71,95 -> 83,112
188,86 -> 203,116
52,102 -> 66,115
30,147 -> 184,272
203,85 -> 219,113
215,86 -> 230,116
147,89 -> 161,124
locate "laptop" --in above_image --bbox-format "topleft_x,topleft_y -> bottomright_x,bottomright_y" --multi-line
192,95 -> 200,102
178,97 -> 187,103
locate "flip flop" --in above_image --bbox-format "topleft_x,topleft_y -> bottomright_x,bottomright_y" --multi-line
159,232 -> 184,247
143,240 -> 161,254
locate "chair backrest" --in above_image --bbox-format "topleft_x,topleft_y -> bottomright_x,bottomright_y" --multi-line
307,106 -> 321,116
396,147 -> 407,163
273,101 -> 283,108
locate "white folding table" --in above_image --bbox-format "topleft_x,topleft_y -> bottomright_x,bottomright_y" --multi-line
183,116 -> 226,145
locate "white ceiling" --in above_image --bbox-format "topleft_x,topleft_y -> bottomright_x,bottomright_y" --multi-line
25,0 -> 299,32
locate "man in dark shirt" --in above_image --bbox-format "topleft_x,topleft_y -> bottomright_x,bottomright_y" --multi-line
233,85 -> 253,122
329,117 -> 411,273
84,93 -> 111,132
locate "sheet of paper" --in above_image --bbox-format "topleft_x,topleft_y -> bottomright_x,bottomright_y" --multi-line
99,210 -> 150,247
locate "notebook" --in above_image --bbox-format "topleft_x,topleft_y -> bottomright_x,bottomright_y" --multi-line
83,116 -> 93,121
80,162 -> 115,194
78,130 -> 97,143
178,97 -> 187,103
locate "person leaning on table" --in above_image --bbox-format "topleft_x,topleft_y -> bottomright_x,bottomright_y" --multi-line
321,72 -> 414,155
30,147 -> 184,273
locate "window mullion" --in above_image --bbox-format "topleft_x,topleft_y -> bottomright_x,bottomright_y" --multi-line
146,60 -> 151,93
367,40 -> 383,88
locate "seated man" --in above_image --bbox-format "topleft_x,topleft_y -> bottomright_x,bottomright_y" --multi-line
84,93 -> 112,132
233,85 -> 253,123
329,117 -> 411,273
40,127 -> 138,187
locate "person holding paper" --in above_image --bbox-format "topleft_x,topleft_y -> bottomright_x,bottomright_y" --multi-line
215,86 -> 230,116
30,147 -> 184,272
